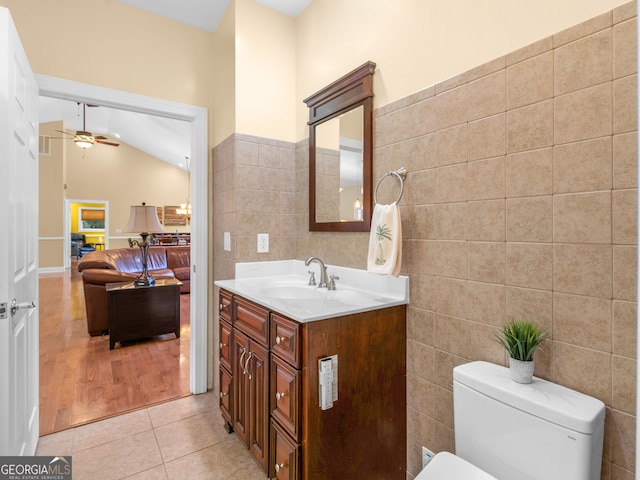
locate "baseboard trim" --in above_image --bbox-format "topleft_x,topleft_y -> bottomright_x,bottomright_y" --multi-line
38,266 -> 66,274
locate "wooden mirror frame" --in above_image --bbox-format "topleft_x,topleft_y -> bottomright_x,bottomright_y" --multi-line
304,61 -> 376,232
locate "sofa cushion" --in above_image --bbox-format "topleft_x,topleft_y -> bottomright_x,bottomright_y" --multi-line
146,247 -> 169,271
166,247 -> 190,270
77,251 -> 118,271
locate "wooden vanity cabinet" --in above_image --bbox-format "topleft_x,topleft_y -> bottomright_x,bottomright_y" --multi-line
218,288 -> 406,480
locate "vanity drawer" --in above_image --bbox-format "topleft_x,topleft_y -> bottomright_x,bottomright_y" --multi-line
270,354 -> 301,441
219,319 -> 232,372
235,297 -> 269,346
270,313 -> 301,368
219,366 -> 233,424
219,290 -> 233,323
270,419 -> 300,480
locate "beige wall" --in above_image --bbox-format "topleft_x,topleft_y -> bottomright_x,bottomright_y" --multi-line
210,2 -> 236,146
38,122 -> 65,268
235,0 -> 297,142
294,0 -> 631,140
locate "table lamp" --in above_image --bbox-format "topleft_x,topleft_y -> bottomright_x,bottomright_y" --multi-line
124,203 -> 163,286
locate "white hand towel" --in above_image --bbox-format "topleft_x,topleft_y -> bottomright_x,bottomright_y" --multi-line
367,203 -> 402,276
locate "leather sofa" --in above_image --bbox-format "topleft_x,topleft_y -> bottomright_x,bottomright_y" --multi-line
78,246 -> 190,336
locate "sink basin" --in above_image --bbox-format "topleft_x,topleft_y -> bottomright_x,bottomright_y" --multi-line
260,285 -> 320,300
260,284 -> 378,308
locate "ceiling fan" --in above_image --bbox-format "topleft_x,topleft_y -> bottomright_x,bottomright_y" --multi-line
54,103 -> 120,149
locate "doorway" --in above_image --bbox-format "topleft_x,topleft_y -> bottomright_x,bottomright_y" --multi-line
66,200 -> 108,266
36,74 -> 209,395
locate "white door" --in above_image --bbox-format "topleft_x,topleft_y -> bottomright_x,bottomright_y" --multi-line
0,7 -> 40,456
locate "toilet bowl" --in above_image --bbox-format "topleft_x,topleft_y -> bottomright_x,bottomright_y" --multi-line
416,452 -> 496,479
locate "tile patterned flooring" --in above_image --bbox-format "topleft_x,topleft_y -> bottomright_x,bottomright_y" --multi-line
35,392 -> 267,480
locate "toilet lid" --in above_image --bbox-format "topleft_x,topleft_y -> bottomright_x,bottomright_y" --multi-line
415,452 -> 497,480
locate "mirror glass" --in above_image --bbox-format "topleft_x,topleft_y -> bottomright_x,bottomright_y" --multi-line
314,106 -> 364,223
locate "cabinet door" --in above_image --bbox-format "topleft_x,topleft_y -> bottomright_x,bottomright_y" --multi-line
271,420 -> 300,480
219,290 -> 233,323
219,319 -> 232,372
232,330 -> 250,447
247,340 -> 270,472
271,313 -> 301,368
219,366 -> 233,425
271,354 -> 300,440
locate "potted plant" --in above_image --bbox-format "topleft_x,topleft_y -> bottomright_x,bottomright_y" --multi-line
495,320 -> 548,384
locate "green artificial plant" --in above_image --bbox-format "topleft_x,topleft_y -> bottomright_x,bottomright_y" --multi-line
495,320 -> 548,362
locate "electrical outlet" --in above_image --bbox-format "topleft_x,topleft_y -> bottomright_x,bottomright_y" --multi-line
421,446 -> 435,469
257,233 -> 269,253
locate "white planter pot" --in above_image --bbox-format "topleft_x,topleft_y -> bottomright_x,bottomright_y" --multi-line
509,357 -> 534,384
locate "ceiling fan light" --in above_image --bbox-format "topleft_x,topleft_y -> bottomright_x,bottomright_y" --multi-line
75,134 -> 95,149
75,140 -> 93,149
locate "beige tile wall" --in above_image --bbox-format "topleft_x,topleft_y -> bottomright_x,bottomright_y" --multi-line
375,3 -> 637,479
213,2 -> 637,478
213,133 -> 297,281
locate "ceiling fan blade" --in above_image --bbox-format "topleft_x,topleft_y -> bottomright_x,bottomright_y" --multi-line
94,135 -> 108,140
55,129 -> 75,136
96,139 -> 120,147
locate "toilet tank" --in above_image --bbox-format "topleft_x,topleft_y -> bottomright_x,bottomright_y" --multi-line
453,361 -> 605,480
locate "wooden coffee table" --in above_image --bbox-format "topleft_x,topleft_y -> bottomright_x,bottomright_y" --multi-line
106,278 -> 182,349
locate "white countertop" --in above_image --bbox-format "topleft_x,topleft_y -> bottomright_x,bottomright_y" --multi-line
214,260 -> 409,322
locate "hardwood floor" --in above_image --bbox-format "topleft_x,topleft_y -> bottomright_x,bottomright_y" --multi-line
39,262 -> 191,436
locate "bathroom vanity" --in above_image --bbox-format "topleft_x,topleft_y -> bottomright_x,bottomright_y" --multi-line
216,260 -> 408,480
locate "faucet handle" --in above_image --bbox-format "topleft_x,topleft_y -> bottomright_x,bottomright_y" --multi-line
307,270 -> 316,286
327,275 -> 340,291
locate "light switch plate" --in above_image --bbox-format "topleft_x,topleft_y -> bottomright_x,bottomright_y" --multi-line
224,232 -> 231,251
257,233 -> 269,253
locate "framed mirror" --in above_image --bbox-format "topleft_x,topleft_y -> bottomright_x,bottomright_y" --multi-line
304,61 -> 376,232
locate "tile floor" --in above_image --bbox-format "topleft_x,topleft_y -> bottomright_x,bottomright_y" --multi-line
35,392 -> 267,480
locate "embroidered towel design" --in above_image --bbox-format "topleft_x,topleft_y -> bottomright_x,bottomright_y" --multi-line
367,203 -> 402,276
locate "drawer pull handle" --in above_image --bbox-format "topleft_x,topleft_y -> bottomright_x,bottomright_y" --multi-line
275,462 -> 287,473
275,336 -> 284,345
219,303 -> 223,313
276,391 -> 287,401
244,352 -> 254,380
239,348 -> 247,375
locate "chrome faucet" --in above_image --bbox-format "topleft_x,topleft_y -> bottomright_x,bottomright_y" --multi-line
305,256 -> 329,288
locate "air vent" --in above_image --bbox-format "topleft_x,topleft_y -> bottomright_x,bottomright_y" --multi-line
39,134 -> 51,155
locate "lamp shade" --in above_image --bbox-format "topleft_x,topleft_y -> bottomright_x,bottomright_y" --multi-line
124,205 -> 163,233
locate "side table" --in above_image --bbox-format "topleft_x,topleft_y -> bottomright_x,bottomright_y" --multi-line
106,278 -> 182,350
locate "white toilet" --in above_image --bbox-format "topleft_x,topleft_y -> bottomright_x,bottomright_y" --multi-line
416,361 -> 606,480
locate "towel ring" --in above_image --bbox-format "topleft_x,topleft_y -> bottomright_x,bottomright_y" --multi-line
374,167 -> 407,205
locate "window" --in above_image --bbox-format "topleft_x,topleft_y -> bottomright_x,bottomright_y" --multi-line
79,207 -> 105,232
